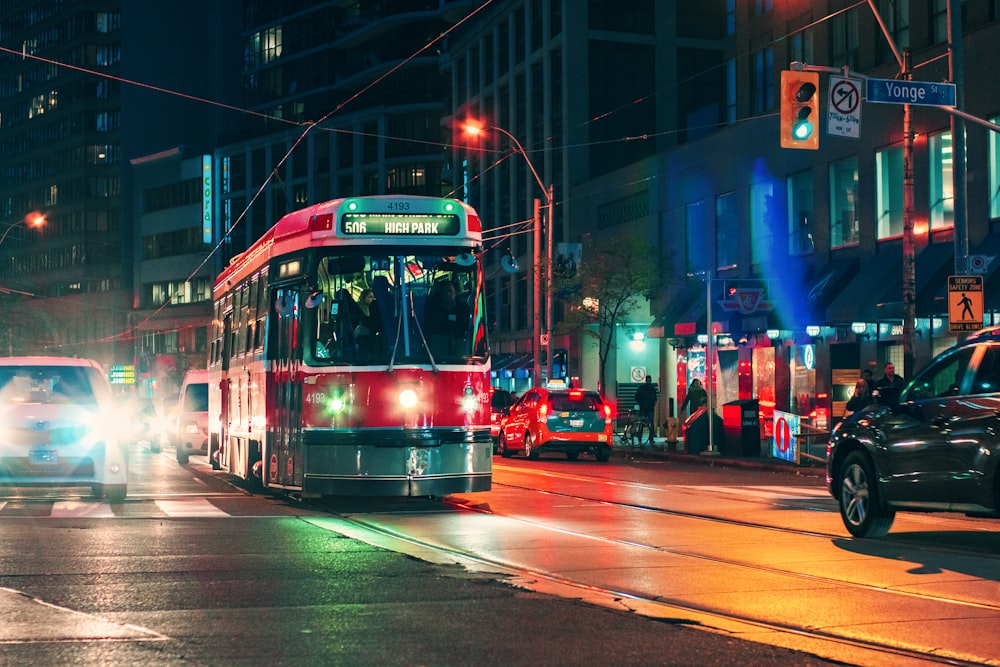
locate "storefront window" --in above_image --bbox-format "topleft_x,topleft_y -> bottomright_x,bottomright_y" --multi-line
790,343 -> 817,419
753,346 -> 776,438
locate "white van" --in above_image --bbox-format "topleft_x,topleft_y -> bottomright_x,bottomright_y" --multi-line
174,369 -> 209,464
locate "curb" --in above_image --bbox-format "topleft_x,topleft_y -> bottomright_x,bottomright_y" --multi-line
616,439 -> 827,477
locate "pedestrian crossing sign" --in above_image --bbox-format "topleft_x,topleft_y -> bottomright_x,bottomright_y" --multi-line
947,275 -> 984,332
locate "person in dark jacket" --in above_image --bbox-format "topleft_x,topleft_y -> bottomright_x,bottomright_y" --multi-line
844,378 -> 873,418
423,280 -> 470,359
679,378 -> 707,417
633,376 -> 658,445
874,362 -> 906,407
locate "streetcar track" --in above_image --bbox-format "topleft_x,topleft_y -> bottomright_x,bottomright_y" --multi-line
320,509 -> 994,667
445,485 -> 1000,615
488,469 -> 1000,559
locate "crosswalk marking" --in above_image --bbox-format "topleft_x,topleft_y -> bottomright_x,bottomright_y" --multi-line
0,497 -> 236,519
51,501 -> 116,518
154,498 -> 230,517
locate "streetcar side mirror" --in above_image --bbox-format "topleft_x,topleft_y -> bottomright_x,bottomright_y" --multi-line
305,291 -> 324,309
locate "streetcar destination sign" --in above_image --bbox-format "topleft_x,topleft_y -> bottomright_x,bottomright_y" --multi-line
341,212 -> 460,236
865,78 -> 956,107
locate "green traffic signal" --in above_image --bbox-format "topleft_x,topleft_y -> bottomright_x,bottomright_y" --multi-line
792,107 -> 813,139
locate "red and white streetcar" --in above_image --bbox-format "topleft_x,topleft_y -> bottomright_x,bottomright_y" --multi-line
208,195 -> 492,497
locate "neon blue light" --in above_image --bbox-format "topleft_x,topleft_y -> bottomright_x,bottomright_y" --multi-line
202,155 -> 213,243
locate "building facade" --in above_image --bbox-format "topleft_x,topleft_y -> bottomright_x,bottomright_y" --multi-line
443,0 -> 726,393
0,1 -> 239,381
575,0 -> 1000,439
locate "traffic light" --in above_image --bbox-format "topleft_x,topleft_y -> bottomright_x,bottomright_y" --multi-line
780,70 -> 820,150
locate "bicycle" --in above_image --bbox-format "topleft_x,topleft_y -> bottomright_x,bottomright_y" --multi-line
617,409 -> 652,448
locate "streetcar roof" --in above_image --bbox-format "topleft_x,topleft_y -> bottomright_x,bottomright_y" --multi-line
215,196 -> 482,290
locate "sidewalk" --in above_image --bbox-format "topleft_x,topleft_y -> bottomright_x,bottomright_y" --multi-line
616,436 -> 827,478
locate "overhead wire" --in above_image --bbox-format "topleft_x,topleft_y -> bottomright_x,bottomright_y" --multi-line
0,1 -> 861,350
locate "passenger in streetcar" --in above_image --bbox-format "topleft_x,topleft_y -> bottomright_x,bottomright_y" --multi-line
350,288 -> 384,357
423,279 -> 470,359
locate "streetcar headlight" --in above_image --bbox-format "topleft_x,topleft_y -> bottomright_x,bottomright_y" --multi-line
460,386 -> 478,414
327,395 -> 347,414
399,388 -> 419,409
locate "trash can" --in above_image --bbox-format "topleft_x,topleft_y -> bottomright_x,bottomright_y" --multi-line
682,407 -> 723,455
722,399 -> 761,456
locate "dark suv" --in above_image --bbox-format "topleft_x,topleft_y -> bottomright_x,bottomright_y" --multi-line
826,327 -> 1000,537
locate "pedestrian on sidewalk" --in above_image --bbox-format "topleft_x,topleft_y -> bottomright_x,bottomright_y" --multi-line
679,378 -> 707,417
843,378 -> 873,419
634,375 -> 658,445
874,362 -> 905,408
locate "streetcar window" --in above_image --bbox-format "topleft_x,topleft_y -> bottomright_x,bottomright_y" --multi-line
305,250 -> 487,367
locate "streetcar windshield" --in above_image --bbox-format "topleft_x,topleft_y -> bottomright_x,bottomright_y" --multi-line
305,249 -> 488,366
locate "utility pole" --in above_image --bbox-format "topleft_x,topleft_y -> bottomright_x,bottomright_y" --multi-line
902,49 -> 916,381
532,197 -> 542,386
544,183 -> 553,385
949,0 -> 968,276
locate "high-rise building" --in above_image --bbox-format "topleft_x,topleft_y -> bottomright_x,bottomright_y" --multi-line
0,2 -> 240,372
443,0 -> 726,390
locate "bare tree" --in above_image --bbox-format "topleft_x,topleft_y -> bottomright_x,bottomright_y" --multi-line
553,233 -> 665,394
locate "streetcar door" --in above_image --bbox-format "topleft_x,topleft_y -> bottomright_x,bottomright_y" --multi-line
219,309 -> 233,470
270,287 -> 304,488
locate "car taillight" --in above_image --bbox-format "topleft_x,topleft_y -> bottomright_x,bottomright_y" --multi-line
539,403 -> 549,419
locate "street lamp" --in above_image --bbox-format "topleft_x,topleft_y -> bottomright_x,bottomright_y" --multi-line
463,120 -> 553,387
0,213 -> 45,247
0,213 -> 44,355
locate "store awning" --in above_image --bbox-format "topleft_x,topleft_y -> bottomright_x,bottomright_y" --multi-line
874,241 -> 956,320
827,246 -> 903,323
764,258 -> 856,330
649,283 -> 705,337
491,352 -> 533,371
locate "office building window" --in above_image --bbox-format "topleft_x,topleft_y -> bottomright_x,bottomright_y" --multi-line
750,181 -> 776,265
787,170 -> 814,256
750,47 -> 774,115
929,131 -> 954,230
831,9 -> 860,69
830,157 -> 859,247
725,59 -> 736,124
876,144 -> 903,238
686,201 -> 706,275
716,192 -> 738,270
931,0 -> 948,44
876,0 -> 909,64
